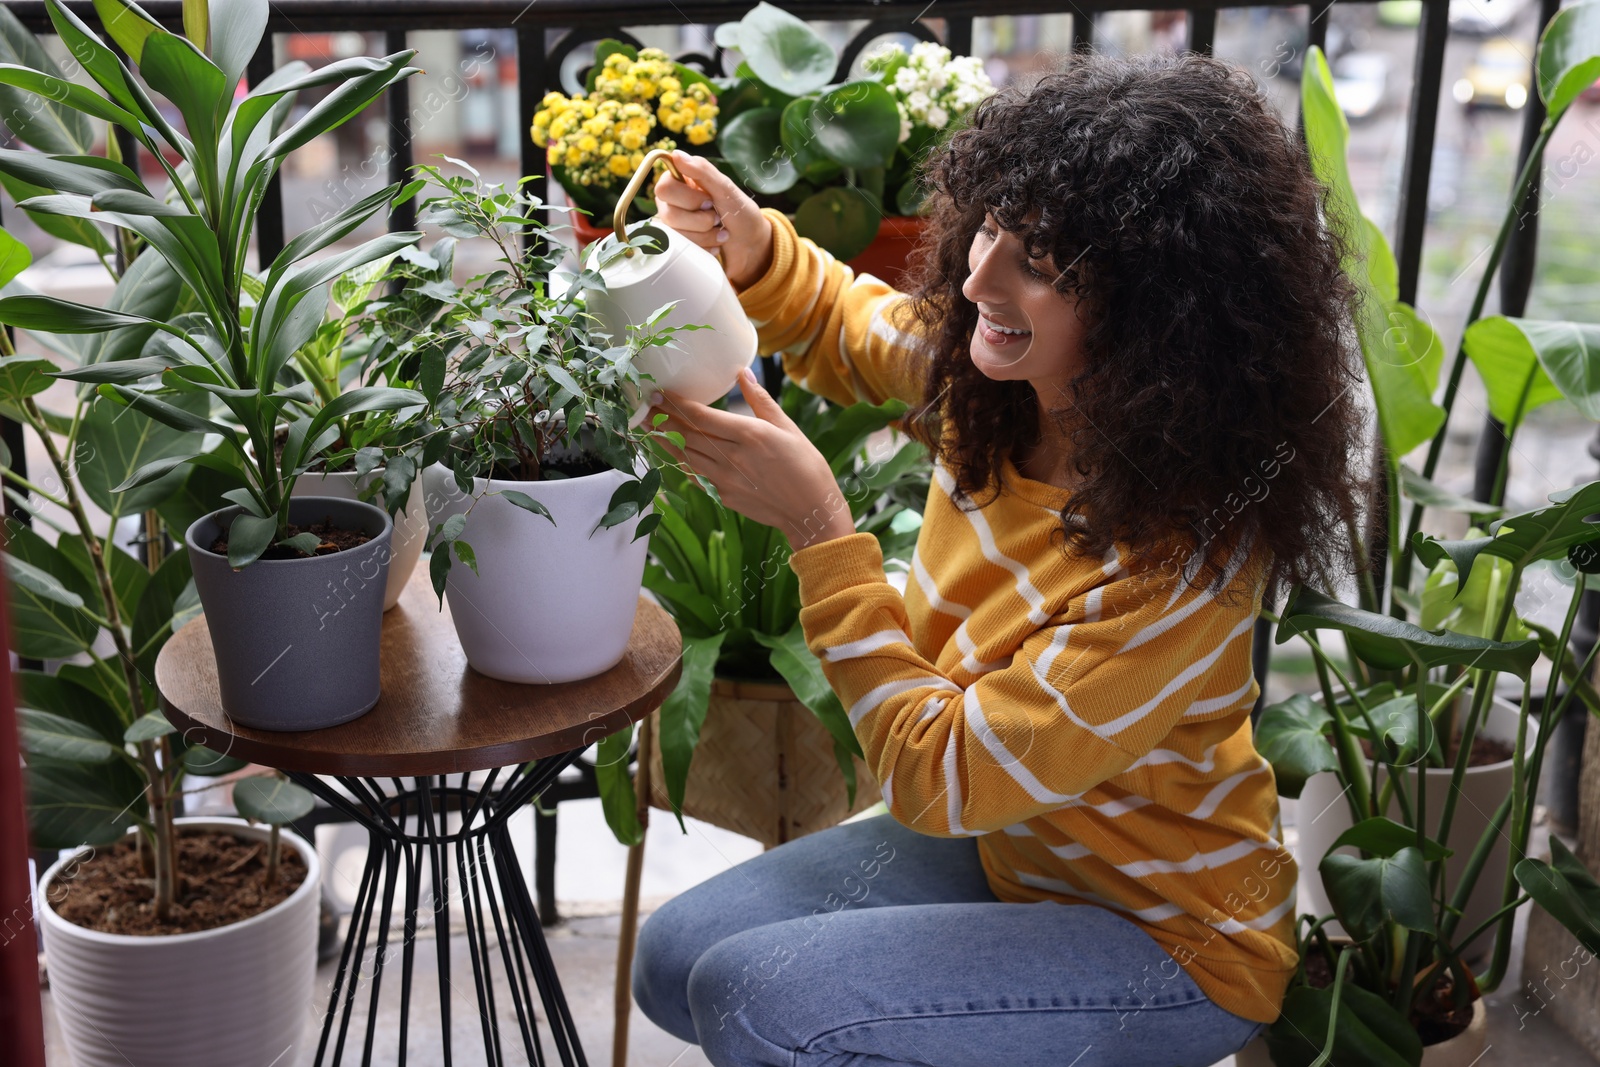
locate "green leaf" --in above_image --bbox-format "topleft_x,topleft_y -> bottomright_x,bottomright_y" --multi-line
81,250 -> 184,368
26,754 -> 144,847
719,107 -> 797,195
91,0 -> 162,64
5,527 -> 100,658
655,632 -> 728,828
594,723 -> 643,846
1537,0 -> 1600,120
735,1 -> 836,97
131,547 -> 195,677
277,531 -> 322,556
79,391 -> 206,520
1276,585 -> 1541,679
1398,463 -> 1501,521
0,292 -> 162,334
17,668 -> 125,744
232,775 -> 316,825
208,0 -> 268,91
500,489 -> 555,524
1413,479 -> 1600,591
794,186 -> 880,262
19,707 -> 119,763
124,710 -> 176,743
225,511 -> 277,568
1253,693 -> 1338,799
180,743 -> 248,775
0,171 -> 113,258
1516,836 -> 1600,956
0,355 -> 60,402
1331,817 -> 1452,861
1265,982 -> 1422,1067
0,227 -> 30,289
754,623 -> 863,760
0,6 -> 95,153
1343,695 -> 1440,766
1321,845 -> 1435,941
808,81 -> 901,169
1463,316 -> 1572,430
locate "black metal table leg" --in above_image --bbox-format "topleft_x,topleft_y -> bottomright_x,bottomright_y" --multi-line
288,751 -> 592,1067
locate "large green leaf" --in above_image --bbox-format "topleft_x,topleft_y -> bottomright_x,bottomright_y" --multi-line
0,227 -> 29,289
754,621 -> 864,798
209,0 -> 268,92
82,247 -> 182,368
1276,585 -> 1541,679
0,149 -> 143,197
16,667 -> 126,743
1253,693 -> 1338,799
78,390 -> 206,520
719,107 -> 798,195
5,525 -> 100,658
130,547 -> 194,677
91,0 -> 162,65
1398,463 -> 1500,521
0,6 -> 94,153
1463,316 -> 1575,428
0,292 -> 163,334
1517,835 -> 1600,956
18,707 -> 118,763
0,171 -> 114,259
1331,816 -> 1452,862
1302,48 -> 1444,462
732,1 -> 836,97
1537,0 -> 1600,121
594,723 -> 643,847
0,355 -> 58,402
1413,479 -> 1600,591
232,775 -> 316,825
654,631 -> 727,830
794,186 -> 880,262
808,81 -> 900,169
26,754 -> 144,847
1321,845 -> 1435,940
1265,982 -> 1423,1067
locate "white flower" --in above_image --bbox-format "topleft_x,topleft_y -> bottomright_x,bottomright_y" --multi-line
911,41 -> 945,62
926,105 -> 948,129
894,65 -> 920,93
899,114 -> 913,143
928,68 -> 949,92
907,90 -> 930,114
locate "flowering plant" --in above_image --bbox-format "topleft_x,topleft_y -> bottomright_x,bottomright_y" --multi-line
531,45 -> 719,225
866,41 -> 995,150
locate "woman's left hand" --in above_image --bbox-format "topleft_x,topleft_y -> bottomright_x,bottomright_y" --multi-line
649,367 -> 856,550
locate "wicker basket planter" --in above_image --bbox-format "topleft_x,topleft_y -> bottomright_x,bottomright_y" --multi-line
644,677 -> 880,848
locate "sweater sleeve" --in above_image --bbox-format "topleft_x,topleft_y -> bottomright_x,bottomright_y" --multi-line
788,533 -> 1266,837
735,207 -> 928,408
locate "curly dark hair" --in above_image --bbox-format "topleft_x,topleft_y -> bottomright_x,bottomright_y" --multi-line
901,50 -> 1371,601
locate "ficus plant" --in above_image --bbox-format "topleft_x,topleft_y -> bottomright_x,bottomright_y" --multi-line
0,0 -> 419,917
594,382 -> 930,844
1254,8 -> 1600,1063
0,0 -> 427,568
367,161 -> 699,597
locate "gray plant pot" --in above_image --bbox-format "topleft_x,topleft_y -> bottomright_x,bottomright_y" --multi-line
184,496 -> 392,731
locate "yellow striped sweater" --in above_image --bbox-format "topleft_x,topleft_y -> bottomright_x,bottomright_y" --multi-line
736,208 -> 1299,1024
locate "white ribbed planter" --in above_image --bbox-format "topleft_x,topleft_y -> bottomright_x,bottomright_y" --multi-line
421,462 -> 649,683
1295,694 -> 1532,961
1230,997 -> 1486,1066
293,466 -> 427,611
38,818 -> 320,1067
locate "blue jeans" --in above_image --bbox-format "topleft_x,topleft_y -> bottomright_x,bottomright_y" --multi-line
633,814 -> 1267,1067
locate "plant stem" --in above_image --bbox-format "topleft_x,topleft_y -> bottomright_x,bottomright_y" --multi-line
22,397 -> 171,917
1311,638 -> 1372,821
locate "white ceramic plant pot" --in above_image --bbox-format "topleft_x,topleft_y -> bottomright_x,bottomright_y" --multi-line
293,467 -> 427,611
420,462 -> 650,683
1295,694 -> 1533,961
1227,997 -> 1486,1066
38,817 -> 320,1067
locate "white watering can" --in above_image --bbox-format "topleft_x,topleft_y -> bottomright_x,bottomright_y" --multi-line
581,148 -> 759,427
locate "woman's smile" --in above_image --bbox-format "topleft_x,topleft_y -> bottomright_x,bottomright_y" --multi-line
963,212 -> 1084,381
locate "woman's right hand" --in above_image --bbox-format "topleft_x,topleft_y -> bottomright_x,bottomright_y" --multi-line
653,150 -> 774,291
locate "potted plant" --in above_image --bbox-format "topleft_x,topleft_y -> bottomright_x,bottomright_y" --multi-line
1234,8 -> 1600,1062
399,162 -> 691,683
0,0 -> 427,730
587,381 -> 929,846
710,2 -> 995,279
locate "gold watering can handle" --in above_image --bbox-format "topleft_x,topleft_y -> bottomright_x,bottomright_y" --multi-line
612,148 -> 684,255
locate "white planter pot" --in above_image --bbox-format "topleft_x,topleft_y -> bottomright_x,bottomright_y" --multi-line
1295,695 -> 1532,960
38,817 -> 320,1067
293,466 -> 427,611
1229,997 -> 1486,1066
420,462 -> 650,683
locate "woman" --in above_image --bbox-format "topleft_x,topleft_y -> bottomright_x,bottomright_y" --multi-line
637,51 -> 1369,1067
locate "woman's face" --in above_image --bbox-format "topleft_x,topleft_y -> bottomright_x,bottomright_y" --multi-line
961,211 -> 1088,388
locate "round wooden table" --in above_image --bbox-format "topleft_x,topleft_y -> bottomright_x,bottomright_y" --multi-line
157,566 -> 682,1067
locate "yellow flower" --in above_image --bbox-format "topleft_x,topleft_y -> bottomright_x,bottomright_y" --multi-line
687,123 -> 713,145
696,104 -> 716,122
639,47 -> 669,62
608,154 -> 633,177
629,150 -> 644,169
628,116 -> 650,135
564,145 -> 583,167
605,52 -> 630,70
659,90 -> 680,109
620,129 -> 644,150
661,112 -> 685,134
619,75 -> 637,95
622,101 -> 645,118
577,134 -> 598,153
661,75 -> 681,93
600,140 -> 616,156
637,79 -> 657,98
542,91 -> 566,108
547,145 -> 562,166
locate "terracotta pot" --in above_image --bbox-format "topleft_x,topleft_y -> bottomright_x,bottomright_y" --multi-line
420,462 -> 649,684
1230,997 -> 1487,1066
569,208 -> 930,292
645,676 -> 879,847
38,818 -> 321,1067
1294,693 -> 1533,963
